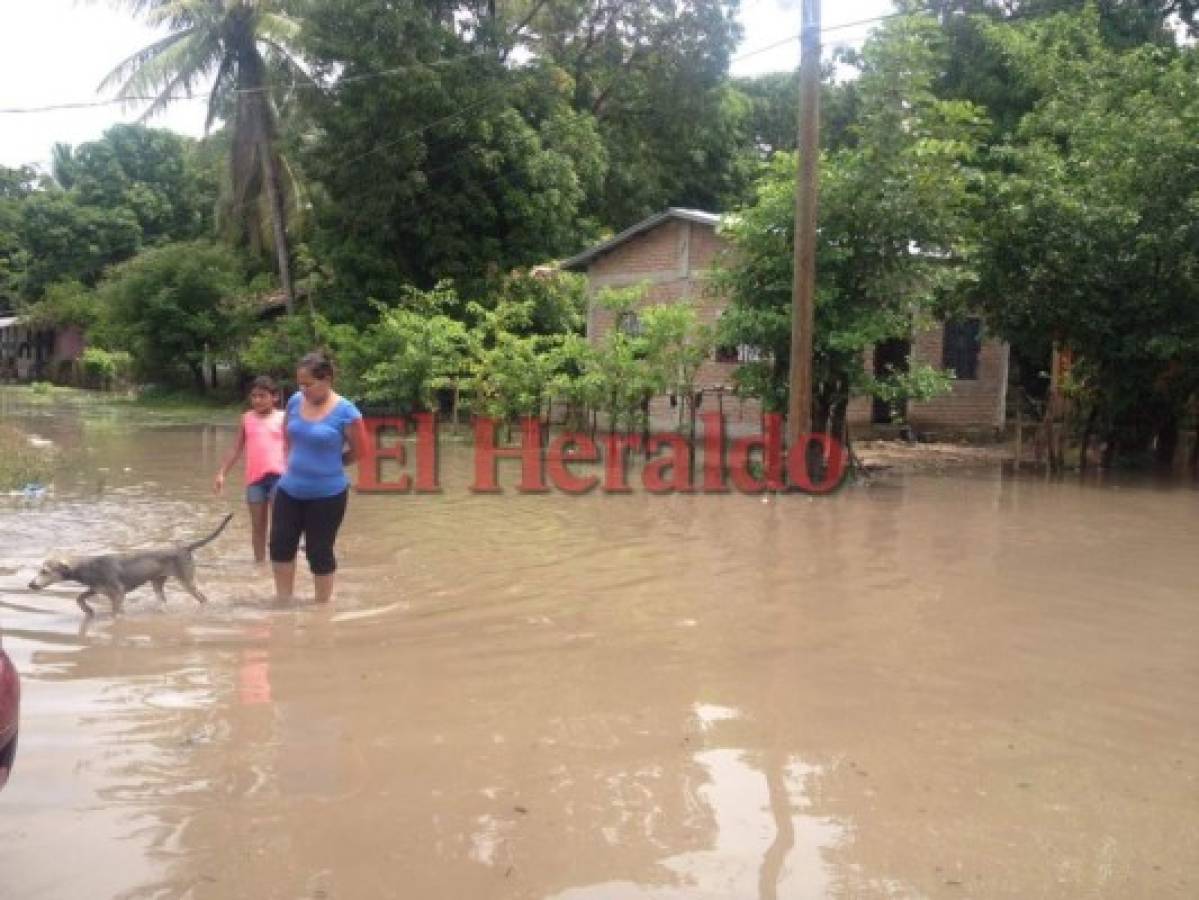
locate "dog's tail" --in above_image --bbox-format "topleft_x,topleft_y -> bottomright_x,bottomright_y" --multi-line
188,513 -> 234,552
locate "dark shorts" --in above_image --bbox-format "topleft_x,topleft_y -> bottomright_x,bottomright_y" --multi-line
268,486 -> 348,576
245,472 -> 281,504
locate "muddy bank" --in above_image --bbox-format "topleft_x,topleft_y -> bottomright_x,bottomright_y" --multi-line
854,438 -> 1011,474
0,390 -> 1196,899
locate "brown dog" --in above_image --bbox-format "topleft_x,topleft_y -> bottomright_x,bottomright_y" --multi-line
28,514 -> 233,616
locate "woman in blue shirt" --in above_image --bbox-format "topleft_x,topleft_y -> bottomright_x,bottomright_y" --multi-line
269,351 -> 367,603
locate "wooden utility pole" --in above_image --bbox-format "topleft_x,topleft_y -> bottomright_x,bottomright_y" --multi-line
787,0 -> 821,448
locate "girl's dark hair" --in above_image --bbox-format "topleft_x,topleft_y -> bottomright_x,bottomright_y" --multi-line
250,375 -> 279,395
298,350 -> 335,380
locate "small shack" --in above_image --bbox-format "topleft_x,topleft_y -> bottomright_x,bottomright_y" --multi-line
0,316 -> 84,383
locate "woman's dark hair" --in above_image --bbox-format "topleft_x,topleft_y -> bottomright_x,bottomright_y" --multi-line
298,350 -> 335,380
250,375 -> 279,395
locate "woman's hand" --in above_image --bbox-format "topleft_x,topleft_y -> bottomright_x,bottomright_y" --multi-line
213,471 -> 225,495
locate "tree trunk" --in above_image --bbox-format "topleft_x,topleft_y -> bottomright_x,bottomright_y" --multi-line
1079,406 -> 1096,474
240,47 -> 294,313
1102,433 -> 1117,469
260,141 -> 294,313
1155,414 -> 1179,468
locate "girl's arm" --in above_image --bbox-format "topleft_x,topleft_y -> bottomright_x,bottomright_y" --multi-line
213,421 -> 247,494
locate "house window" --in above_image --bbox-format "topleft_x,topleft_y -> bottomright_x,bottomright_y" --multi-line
617,311 -> 643,337
714,344 -> 761,363
942,318 -> 981,380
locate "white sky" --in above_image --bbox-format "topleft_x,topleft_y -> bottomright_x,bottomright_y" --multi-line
0,0 -> 895,171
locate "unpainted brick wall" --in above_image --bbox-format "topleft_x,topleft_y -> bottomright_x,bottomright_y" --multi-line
585,219 -> 760,425
846,327 -> 1009,432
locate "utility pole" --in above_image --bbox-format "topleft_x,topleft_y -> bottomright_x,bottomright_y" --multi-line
787,0 -> 821,449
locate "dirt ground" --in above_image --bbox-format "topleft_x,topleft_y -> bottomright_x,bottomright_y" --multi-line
853,438 -> 1013,474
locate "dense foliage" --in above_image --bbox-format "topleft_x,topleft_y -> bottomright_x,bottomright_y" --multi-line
1,1 -> 1194,465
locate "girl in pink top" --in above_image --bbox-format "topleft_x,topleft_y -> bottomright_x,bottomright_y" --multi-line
214,376 -> 287,562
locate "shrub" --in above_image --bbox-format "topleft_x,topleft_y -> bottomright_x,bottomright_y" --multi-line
80,347 -> 133,390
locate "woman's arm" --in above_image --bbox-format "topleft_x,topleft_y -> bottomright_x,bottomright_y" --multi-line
213,422 -> 247,494
342,415 -> 368,467
281,407 -> 290,461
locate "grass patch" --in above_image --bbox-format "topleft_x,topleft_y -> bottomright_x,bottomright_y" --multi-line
0,423 -> 56,490
131,385 -> 242,412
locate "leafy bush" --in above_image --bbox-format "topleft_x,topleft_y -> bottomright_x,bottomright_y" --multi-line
80,347 -> 133,390
19,279 -> 100,329
239,311 -> 359,397
92,240 -> 254,389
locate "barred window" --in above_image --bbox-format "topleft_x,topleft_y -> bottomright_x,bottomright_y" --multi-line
942,318 -> 981,380
616,311 -> 642,337
714,344 -> 762,363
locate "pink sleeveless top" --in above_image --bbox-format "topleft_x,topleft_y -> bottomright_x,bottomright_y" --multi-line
243,409 -> 286,485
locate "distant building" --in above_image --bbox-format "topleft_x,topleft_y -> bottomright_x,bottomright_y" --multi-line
561,207 -> 1009,435
0,315 -> 84,383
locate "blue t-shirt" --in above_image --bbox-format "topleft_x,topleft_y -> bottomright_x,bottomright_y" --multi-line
278,392 -> 362,499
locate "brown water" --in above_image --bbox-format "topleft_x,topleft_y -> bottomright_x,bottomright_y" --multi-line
0,389 -> 1196,899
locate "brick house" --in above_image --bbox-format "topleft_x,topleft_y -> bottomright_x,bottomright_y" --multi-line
561,208 -> 763,426
562,207 -> 1009,435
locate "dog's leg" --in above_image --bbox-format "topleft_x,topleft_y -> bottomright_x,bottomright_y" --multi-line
176,556 -> 209,606
103,586 -> 127,616
151,576 -> 168,604
178,577 -> 209,606
76,590 -> 96,617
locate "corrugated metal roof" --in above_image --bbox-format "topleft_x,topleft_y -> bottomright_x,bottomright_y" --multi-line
560,207 -> 722,271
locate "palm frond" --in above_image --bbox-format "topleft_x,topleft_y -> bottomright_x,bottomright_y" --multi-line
107,29 -> 220,105
279,153 -> 307,232
205,52 -> 236,133
256,11 -> 302,49
97,28 -> 196,95
258,39 -> 319,92
142,0 -> 215,30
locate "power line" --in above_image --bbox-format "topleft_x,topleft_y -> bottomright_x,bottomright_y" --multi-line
0,10 -> 916,117
0,0 -> 1136,116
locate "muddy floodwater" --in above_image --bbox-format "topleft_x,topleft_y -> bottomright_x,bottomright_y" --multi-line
0,389 -> 1196,899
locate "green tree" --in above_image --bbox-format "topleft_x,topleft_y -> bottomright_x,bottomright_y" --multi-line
347,287 -> 473,414
518,0 -> 748,226
49,125 -> 219,244
639,302 -> 714,433
101,0 -> 310,309
94,240 -> 254,389
909,1 -> 1196,143
717,14 -> 984,435
19,193 -> 142,299
971,7 -> 1199,463
0,165 -> 38,309
299,0 -> 606,310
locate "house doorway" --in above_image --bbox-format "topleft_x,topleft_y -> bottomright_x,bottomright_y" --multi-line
872,338 -> 910,424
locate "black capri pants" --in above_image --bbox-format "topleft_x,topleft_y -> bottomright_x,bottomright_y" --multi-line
269,487 -> 348,575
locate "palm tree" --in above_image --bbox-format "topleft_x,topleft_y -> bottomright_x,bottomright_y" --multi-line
100,0 -> 309,311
